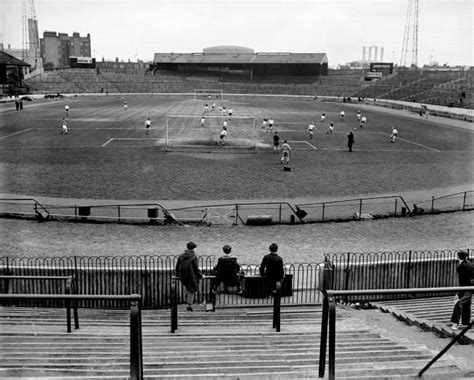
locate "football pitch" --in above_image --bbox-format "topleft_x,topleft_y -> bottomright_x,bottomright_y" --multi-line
0,95 -> 472,201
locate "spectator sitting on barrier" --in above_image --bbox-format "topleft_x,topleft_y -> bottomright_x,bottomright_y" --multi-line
259,243 -> 284,295
213,245 -> 244,293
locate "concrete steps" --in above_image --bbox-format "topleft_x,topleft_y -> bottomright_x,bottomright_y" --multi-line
0,305 -> 471,378
369,296 -> 474,343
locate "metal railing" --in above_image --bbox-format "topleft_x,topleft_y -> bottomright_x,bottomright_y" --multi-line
296,195 -> 412,222
318,286 -> 474,379
0,293 -> 143,380
0,275 -> 78,332
323,250 -> 472,300
1,191 -> 472,226
0,256 -> 327,308
170,276 -> 282,333
413,191 -> 474,214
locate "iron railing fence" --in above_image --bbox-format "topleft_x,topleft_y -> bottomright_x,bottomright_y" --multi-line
0,256 -> 327,309
412,191 -> 474,214
295,195 -> 412,222
0,191 -> 471,226
324,249 -> 472,302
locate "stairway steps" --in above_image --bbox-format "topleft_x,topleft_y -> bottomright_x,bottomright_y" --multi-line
1,305 -> 470,379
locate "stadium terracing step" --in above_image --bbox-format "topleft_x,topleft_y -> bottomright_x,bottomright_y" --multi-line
0,305 -> 472,379
369,295 -> 474,344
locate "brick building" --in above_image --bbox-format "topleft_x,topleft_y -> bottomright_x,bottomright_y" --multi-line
40,31 -> 91,69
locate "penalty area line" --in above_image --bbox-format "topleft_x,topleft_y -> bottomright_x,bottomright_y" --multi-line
102,138 -> 114,147
1,128 -> 33,140
376,132 -> 440,152
102,137 -> 162,147
292,140 -> 318,150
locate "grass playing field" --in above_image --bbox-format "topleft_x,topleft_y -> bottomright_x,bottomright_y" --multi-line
0,95 -> 472,202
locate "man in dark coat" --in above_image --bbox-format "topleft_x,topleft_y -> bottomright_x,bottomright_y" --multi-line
213,245 -> 242,291
260,243 -> 284,295
176,242 -> 202,311
347,131 -> 355,152
451,250 -> 474,329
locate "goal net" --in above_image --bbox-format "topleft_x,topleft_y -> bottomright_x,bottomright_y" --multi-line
193,89 -> 224,100
165,115 -> 257,152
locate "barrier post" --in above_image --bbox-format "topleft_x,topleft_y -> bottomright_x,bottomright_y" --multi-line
170,277 -> 178,333
318,294 -> 329,378
130,296 -> 143,380
328,296 -> 337,380
272,282 -> 281,332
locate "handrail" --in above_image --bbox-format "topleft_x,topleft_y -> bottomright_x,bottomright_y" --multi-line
0,198 -> 52,220
318,286 -> 474,379
0,293 -> 143,380
171,275 -> 215,333
418,321 -> 473,377
272,282 -> 282,332
296,194 -> 413,219
171,275 -> 282,333
0,275 -> 78,332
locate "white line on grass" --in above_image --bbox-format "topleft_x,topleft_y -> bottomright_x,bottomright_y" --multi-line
102,138 -> 114,147
102,137 -> 162,147
0,129 -> 33,140
291,140 -> 318,150
376,132 -> 440,152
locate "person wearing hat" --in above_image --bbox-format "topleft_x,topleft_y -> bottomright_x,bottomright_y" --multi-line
259,243 -> 284,296
176,242 -> 202,311
450,250 -> 474,330
213,245 -> 243,292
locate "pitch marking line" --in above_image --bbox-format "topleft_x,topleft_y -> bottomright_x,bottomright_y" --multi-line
376,132 -> 440,152
102,137 -> 162,147
0,129 -> 33,140
292,140 -> 318,150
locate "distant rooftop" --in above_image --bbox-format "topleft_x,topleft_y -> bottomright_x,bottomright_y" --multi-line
154,46 -> 328,65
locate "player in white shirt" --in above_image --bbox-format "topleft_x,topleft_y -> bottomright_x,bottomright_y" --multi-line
204,104 -> 209,113
64,104 -> 70,116
61,118 -> 68,135
262,118 -> 268,129
280,140 -> 292,165
217,126 -> 228,145
145,118 -> 151,135
228,108 -> 233,117
340,110 -> 345,121
356,110 -> 361,121
320,113 -> 326,122
390,127 -> 398,143
359,115 -> 367,128
267,118 -> 274,134
326,122 -> 334,134
123,101 -> 128,110
201,116 -> 205,127
308,122 -> 316,139
223,119 -> 228,129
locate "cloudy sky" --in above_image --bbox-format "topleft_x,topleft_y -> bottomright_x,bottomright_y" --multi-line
1,0 -> 472,67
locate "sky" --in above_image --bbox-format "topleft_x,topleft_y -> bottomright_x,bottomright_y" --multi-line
1,0 -> 472,67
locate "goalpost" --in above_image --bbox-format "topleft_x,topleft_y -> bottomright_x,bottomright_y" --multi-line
193,89 -> 224,100
165,115 -> 257,152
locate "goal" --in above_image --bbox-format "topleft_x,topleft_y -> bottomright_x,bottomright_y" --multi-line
193,89 -> 224,100
164,115 -> 257,152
